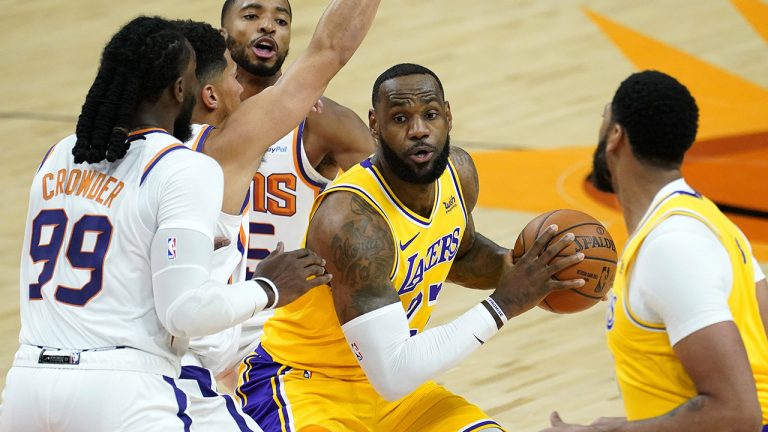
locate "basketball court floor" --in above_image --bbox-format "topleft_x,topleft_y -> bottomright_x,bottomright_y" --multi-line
1,0 -> 766,429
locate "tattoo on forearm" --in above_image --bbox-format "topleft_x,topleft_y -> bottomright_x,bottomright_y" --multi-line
665,396 -> 705,418
450,233 -> 506,288
330,194 -> 397,321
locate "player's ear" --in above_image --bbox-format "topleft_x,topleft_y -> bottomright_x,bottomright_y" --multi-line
173,77 -> 185,104
444,101 -> 452,132
606,123 -> 623,152
201,84 -> 218,110
368,109 -> 379,140
219,27 -> 229,40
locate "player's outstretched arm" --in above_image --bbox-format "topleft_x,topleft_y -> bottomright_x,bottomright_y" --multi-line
210,0 -> 380,212
541,322 -> 762,432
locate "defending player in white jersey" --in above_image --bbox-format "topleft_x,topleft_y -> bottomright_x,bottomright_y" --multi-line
170,10 -> 380,429
220,0 -> 377,341
0,2 -> 381,429
0,17 -> 283,430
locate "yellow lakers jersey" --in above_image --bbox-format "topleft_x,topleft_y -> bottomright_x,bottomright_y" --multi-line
606,190 -> 768,421
261,157 -> 468,380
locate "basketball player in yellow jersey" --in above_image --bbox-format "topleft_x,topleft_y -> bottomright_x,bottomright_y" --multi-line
236,63 -> 587,432
544,71 -> 768,432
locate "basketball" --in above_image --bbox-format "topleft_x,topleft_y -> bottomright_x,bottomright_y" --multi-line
512,209 -> 617,313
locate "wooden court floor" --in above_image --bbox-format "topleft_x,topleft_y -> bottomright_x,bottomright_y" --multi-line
1,1 -> 766,429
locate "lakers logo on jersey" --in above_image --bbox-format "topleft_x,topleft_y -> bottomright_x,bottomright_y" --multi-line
399,227 -> 461,295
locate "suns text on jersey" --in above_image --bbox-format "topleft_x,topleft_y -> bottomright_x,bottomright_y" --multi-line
41,168 -> 125,208
398,227 -> 461,294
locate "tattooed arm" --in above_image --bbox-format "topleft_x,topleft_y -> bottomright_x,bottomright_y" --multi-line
446,146 -> 509,289
542,322 -> 762,432
308,188 -> 583,401
306,191 -> 399,324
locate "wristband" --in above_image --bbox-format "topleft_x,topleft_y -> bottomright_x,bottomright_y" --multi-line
481,297 -> 508,330
254,277 -> 279,309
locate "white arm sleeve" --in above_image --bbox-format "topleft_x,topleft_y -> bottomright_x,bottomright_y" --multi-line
152,228 -> 269,339
631,216 -> 733,345
341,302 -> 499,401
148,153 -> 269,339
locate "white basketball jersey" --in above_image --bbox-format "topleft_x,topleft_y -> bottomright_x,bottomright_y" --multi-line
19,129 -> 220,364
246,121 -> 331,278
237,122 -> 333,342
185,123 -> 249,284
182,124 -> 250,373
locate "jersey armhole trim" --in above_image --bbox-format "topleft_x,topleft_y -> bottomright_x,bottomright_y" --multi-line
140,144 -> 190,186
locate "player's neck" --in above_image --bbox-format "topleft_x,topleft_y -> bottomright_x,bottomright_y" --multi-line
373,156 -> 436,218
191,108 -> 225,129
238,69 -> 282,99
619,164 -> 683,234
131,101 -> 175,134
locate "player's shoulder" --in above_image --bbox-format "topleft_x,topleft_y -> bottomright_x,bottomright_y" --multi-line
141,131 -> 222,182
181,123 -> 212,150
448,146 -> 479,205
649,214 -> 720,245
317,188 -> 385,226
641,215 -> 728,273
32,134 -> 78,176
45,134 -> 78,160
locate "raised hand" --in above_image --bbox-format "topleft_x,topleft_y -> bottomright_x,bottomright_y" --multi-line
253,242 -> 333,307
490,225 -> 585,318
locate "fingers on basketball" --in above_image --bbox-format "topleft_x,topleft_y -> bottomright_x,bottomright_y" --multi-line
513,209 -> 618,313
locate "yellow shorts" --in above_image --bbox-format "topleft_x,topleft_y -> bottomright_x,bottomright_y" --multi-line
237,345 -> 504,431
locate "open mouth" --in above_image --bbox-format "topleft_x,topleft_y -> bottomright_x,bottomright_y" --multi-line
252,37 -> 276,60
409,148 -> 435,164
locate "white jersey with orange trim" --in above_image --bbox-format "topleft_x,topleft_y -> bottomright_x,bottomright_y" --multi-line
18,129 -> 221,367
246,121 -> 331,275
239,121 -> 332,348
181,123 -> 251,375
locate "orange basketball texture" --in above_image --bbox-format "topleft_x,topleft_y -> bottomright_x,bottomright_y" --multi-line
512,209 -> 617,313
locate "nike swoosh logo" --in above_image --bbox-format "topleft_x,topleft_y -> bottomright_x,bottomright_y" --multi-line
474,335 -> 485,345
399,233 -> 419,251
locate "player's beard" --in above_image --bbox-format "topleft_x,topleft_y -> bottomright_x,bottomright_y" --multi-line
380,135 -> 451,185
172,93 -> 196,143
589,135 -> 614,193
227,35 -> 288,77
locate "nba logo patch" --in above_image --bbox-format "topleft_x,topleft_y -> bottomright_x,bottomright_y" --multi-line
167,237 -> 177,260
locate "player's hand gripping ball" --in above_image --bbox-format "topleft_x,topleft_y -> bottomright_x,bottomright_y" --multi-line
513,209 -> 617,313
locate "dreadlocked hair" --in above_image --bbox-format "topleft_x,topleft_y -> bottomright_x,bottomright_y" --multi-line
73,16 -> 192,164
